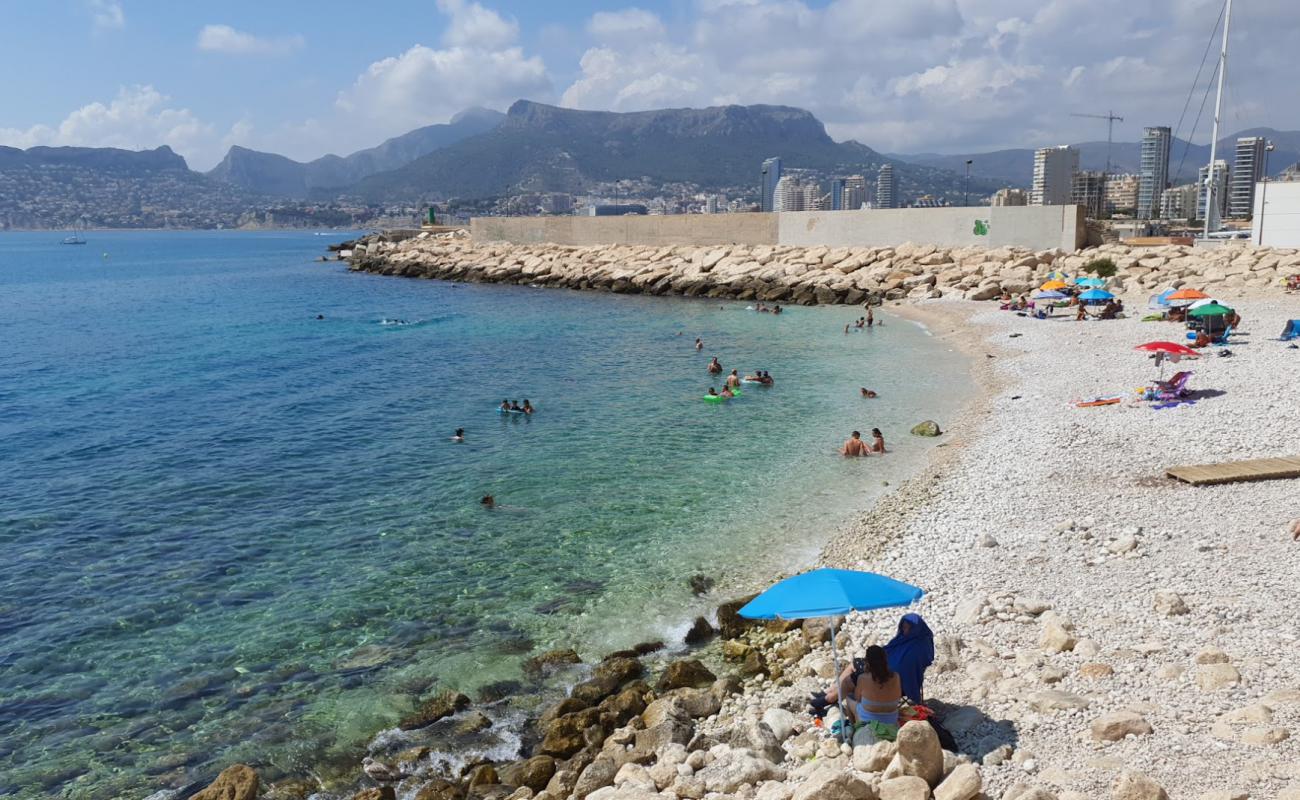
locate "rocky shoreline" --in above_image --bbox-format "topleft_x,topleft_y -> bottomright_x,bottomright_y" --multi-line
338,231 -> 1300,305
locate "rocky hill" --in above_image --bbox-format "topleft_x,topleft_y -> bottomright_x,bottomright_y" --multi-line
346,100 -> 1003,203
207,107 -> 505,198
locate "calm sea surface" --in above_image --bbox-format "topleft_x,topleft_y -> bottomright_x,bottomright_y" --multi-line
0,231 -> 970,798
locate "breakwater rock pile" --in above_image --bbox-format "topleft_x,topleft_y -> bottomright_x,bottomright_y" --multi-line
342,232 -> 1300,303
193,604 -> 1029,800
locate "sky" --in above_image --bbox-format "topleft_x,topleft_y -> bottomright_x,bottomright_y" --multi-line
0,0 -> 1295,171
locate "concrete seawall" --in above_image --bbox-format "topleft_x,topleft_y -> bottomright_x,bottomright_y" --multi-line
345,233 -> 1297,306
470,205 -> 1085,252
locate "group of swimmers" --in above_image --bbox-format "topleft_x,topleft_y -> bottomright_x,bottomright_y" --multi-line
841,428 -> 886,456
752,303 -> 784,314
706,363 -> 776,399
844,309 -> 876,333
498,399 -> 536,414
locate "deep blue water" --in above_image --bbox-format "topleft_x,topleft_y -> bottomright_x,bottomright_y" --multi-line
0,231 -> 969,799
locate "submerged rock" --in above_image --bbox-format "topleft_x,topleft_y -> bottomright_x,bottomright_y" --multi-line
400,691 -> 472,731
656,659 -> 716,691
910,420 -> 942,437
189,765 -> 259,800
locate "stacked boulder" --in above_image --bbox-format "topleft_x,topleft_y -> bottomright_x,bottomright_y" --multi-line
344,234 -> 1300,305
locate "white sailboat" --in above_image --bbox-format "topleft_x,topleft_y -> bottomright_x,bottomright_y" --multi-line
1202,0 -> 1232,237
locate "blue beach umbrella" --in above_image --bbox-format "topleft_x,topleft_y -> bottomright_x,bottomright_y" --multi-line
740,569 -> 924,740
1075,277 -> 1106,288
1078,288 -> 1115,305
1034,290 -> 1067,301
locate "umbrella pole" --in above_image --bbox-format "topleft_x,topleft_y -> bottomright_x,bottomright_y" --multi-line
830,615 -> 845,744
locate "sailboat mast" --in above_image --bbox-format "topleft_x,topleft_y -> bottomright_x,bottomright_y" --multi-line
1204,0 -> 1232,236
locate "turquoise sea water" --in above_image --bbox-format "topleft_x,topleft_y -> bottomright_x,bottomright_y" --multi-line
0,231 -> 970,799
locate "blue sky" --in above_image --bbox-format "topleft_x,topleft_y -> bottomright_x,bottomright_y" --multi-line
1,0 -> 1295,170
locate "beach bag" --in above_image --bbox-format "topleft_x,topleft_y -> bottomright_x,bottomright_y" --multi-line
929,717 -> 959,752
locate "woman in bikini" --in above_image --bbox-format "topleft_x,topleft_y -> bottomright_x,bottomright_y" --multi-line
852,645 -> 902,745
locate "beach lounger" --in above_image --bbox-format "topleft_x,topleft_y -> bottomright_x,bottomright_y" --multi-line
1281,320 -> 1300,341
1155,371 -> 1192,401
1211,326 -> 1233,346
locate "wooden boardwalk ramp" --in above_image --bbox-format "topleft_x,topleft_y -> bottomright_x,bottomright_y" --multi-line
1166,456 -> 1300,486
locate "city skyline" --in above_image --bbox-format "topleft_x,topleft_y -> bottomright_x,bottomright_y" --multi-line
2,0 -> 1298,171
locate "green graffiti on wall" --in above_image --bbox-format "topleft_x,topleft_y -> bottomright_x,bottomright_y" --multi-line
973,219 -> 990,236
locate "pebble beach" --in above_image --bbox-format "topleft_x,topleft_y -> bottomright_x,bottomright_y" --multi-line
180,281 -> 1300,800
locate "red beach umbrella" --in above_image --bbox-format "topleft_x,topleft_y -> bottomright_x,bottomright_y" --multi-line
1134,341 -> 1200,357
1135,341 -> 1199,381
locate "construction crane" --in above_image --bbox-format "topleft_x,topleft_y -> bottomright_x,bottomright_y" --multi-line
1069,111 -> 1125,176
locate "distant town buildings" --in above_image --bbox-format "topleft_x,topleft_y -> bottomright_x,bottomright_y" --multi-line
1230,136 -> 1266,219
1071,171 -> 1107,218
760,157 -> 782,212
1197,160 -> 1230,222
540,193 -> 573,214
1160,183 -> 1199,219
909,194 -> 947,208
842,175 -> 868,210
1031,146 -> 1078,205
1137,126 -> 1172,220
1105,174 -> 1139,214
703,195 -> 720,214
876,165 -> 898,209
991,188 -> 1028,206
772,175 -> 818,212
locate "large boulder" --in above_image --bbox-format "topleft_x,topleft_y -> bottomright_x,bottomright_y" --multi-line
910,420 -> 942,437
190,765 -> 259,800
934,763 -> 981,800
401,691 -> 472,730
657,659 -> 716,691
715,595 -> 760,638
351,789 -> 396,800
498,756 -> 556,792
538,708 -> 602,758
791,765 -> 876,800
879,776 -> 929,800
895,720 -> 944,786
762,708 -> 796,741
1090,712 -> 1153,742
1111,771 -> 1169,800
696,749 -> 787,794
593,657 -> 644,685
722,718 -> 786,763
573,756 -> 619,799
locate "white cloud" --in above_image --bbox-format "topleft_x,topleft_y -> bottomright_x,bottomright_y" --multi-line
436,0 -> 518,49
328,0 -> 550,153
89,0 -> 124,32
0,85 -> 234,169
588,8 -> 666,42
197,24 -> 305,56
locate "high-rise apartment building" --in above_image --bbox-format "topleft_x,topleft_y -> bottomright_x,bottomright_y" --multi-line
1104,174 -> 1139,213
1160,183 -> 1199,219
1229,137 -> 1266,218
843,175 -> 868,210
772,175 -> 818,212
760,157 -> 782,212
829,178 -> 846,211
991,188 -> 1028,206
1031,146 -> 1078,205
1071,171 -> 1107,217
1137,126 -> 1172,219
1197,160 -> 1230,222
876,164 -> 898,209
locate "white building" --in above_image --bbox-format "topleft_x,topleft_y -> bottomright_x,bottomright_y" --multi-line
772,175 -> 818,212
991,188 -> 1028,207
1197,160 -> 1230,223
1032,146 -> 1078,205
1251,180 -> 1300,247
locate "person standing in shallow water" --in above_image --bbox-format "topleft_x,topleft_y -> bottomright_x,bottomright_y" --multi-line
842,431 -> 869,457
870,428 -> 886,453
451,428 -> 465,442
695,338 -> 704,351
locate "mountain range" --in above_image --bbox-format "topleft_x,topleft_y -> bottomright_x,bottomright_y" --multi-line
206,107 -> 505,198
890,127 -> 1300,188
340,100 -> 1003,203
7,98 -> 1300,230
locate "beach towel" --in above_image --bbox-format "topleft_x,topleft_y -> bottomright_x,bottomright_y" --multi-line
884,613 -> 934,705
1076,396 -> 1123,407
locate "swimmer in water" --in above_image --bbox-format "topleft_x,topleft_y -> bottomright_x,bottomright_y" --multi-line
866,308 -> 874,327
845,324 -> 851,335
861,388 -> 878,399
452,428 -> 465,442
842,431 -> 870,457
695,338 -> 704,351
316,314 -> 325,320
510,400 -> 523,412
870,428 -> 886,453
726,369 -> 741,389
522,400 -> 534,415
707,387 -> 719,397
720,385 -> 735,399
481,495 -> 495,509
500,399 -> 511,412
708,357 -> 723,374
761,370 -> 774,385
